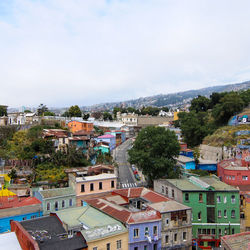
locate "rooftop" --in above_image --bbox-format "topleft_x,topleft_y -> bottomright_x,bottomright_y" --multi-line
54,205 -> 127,242
149,200 -> 191,213
177,155 -> 195,163
39,187 -> 75,199
76,173 -> 116,182
162,176 -> 238,192
221,232 -> 250,250
0,232 -> 21,250
97,134 -> 115,139
219,159 -> 249,171
20,216 -> 87,250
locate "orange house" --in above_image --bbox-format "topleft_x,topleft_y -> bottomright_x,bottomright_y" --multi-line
68,121 -> 94,133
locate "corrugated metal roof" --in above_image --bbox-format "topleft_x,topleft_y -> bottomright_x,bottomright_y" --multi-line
39,187 -> 75,199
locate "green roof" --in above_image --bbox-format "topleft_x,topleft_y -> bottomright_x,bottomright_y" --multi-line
39,187 -> 75,199
55,205 -> 127,242
166,176 -> 239,192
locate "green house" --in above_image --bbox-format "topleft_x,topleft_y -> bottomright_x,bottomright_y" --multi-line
154,176 -> 240,249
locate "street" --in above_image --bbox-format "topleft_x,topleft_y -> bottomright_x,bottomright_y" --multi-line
114,139 -> 138,188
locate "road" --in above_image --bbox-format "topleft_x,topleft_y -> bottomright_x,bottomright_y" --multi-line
114,139 -> 138,188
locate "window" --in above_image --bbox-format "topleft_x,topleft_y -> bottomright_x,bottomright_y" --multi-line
224,210 -> 227,218
117,240 -> 122,249
242,176 -> 248,180
93,247 -> 97,250
69,199 -> 73,206
145,227 -> 149,236
165,187 -> 168,196
183,232 -> 187,241
165,218 -> 169,226
153,244 -> 157,250
217,196 -> 221,203
162,186 -> 164,193
55,201 -> 58,211
165,235 -> 169,243
202,229 -> 206,234
106,243 -> 110,250
219,229 -> 222,235
231,210 -> 235,218
144,246 -> 147,250
62,200 -> 65,208
231,195 -> 236,204
174,233 -> 177,242
218,210 -> 222,218
47,202 -> 50,211
111,180 -> 115,188
185,193 -> 189,201
134,247 -> 138,250
23,217 -> 27,220
224,196 -> 227,203
212,229 -> 215,235
207,229 -> 211,235
172,189 -> 175,198
198,212 -> 201,220
199,193 -> 203,202
232,228 -> 235,234
31,215 -> 37,219
90,183 -> 94,191
153,226 -> 157,235
232,176 -> 235,180
99,182 -> 103,190
198,229 -> 201,235
133,228 -> 139,238
81,184 -> 85,192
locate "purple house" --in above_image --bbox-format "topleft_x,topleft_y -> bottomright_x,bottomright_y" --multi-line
95,134 -> 116,151
87,187 -> 169,250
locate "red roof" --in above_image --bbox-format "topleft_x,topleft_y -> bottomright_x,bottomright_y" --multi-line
143,190 -> 168,203
0,196 -> 41,209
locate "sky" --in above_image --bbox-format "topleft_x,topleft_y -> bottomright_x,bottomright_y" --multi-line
1,0 -> 250,108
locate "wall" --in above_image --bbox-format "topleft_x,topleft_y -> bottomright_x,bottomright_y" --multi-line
88,232 -> 129,250
128,221 -> 162,250
68,121 -> 93,133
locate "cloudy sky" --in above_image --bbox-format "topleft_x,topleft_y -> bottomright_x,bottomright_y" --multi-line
1,0 -> 250,108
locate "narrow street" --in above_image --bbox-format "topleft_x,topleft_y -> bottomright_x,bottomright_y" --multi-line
114,139 -> 138,188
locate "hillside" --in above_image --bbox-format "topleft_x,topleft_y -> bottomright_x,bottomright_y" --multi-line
83,80 -> 250,111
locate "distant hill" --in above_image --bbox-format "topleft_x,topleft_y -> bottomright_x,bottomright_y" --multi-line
84,80 -> 250,111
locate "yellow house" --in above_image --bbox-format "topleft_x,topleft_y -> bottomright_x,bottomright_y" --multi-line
240,191 -> 250,232
53,205 -> 128,250
174,111 -> 179,121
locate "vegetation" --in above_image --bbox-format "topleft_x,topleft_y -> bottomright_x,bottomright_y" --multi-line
62,105 -> 82,117
0,105 -> 7,116
103,112 -> 113,121
128,126 -> 180,186
177,89 -> 250,147
37,104 -> 49,116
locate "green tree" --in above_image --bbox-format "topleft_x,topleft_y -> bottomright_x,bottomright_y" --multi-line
8,168 -> 17,180
83,113 -> 90,120
43,111 -> 55,116
67,105 -> 82,117
37,104 -> 49,116
239,89 -> 250,107
128,126 -> 180,186
0,105 -> 7,116
103,112 -> 113,121
190,95 -> 210,112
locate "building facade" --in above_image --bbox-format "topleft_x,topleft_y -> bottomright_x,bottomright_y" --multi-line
154,176 -> 240,249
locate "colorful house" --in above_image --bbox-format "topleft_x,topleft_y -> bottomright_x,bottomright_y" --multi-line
221,231 -> 250,250
105,130 -> 126,145
0,188 -> 42,233
87,187 -> 172,250
177,155 -> 196,170
68,120 -> 94,133
33,187 -> 76,215
197,158 -> 217,172
154,176 -> 240,249
52,205 -> 129,250
96,134 -> 116,151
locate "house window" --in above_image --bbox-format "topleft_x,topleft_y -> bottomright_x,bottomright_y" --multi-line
165,187 -> 168,196
165,235 -> 169,243
172,189 -> 175,198
99,182 -> 103,190
153,226 -> 157,235
217,196 -> 221,203
93,247 -> 97,250
224,210 -> 227,218
198,212 -> 201,220
134,248 -> 138,250
69,199 -> 73,206
185,193 -> 189,201
224,196 -> 227,203
55,201 -> 58,211
153,244 -> 157,250
162,186 -> 164,193
47,202 -> 50,211
144,246 -> 147,250
231,195 -> 236,204
207,229 -> 211,235
231,210 -> 235,218
165,218 -> 169,226
106,243 -> 110,250
232,228 -> 235,234
212,229 -> 215,235
232,176 -> 235,180
144,227 -> 149,236
199,193 -> 203,202
219,229 -> 222,235
133,228 -> 139,238
183,232 -> 187,241
174,233 -> 177,242
31,215 -> 37,219
81,184 -> 85,192
62,200 -> 65,208
117,240 -> 122,249
23,217 -> 27,220
202,229 -> 206,234
90,183 -> 94,191
111,180 -> 115,188
218,210 -> 222,218
198,229 -> 201,235
242,176 -> 248,180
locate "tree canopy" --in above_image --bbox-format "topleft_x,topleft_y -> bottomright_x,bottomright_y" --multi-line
37,104 -> 48,116
128,126 -> 180,186
62,105 -> 82,117
0,106 -> 7,116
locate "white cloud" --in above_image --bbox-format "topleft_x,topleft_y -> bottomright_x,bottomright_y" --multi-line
1,0 -> 250,108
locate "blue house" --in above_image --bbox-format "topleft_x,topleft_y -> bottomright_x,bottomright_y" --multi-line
95,134 -> 116,151
197,158 -> 217,171
177,155 -> 196,170
0,191 -> 42,233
